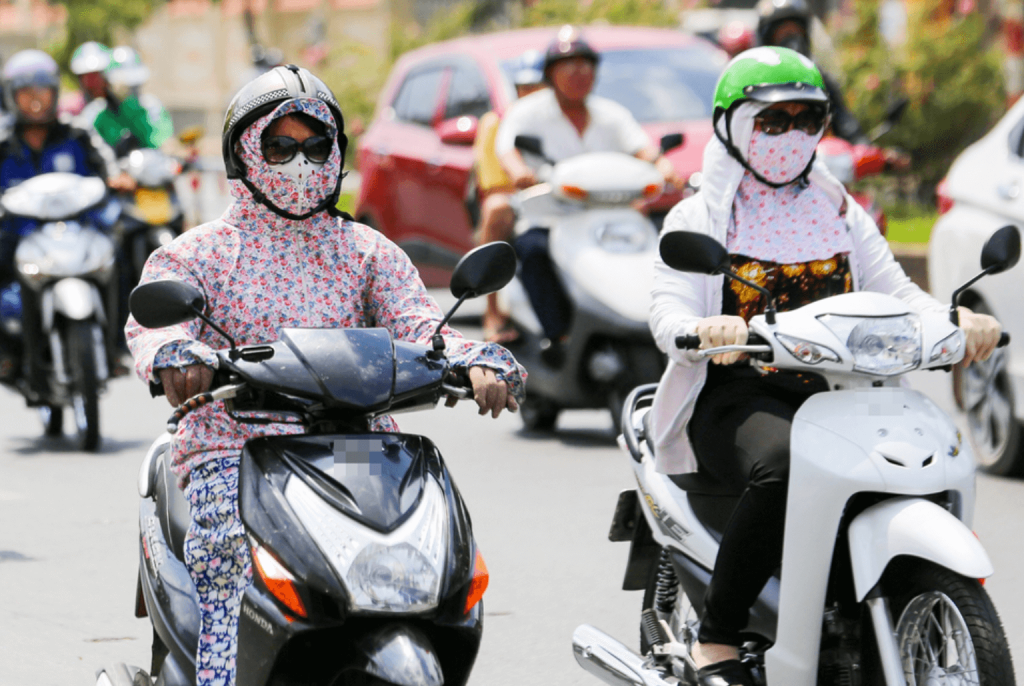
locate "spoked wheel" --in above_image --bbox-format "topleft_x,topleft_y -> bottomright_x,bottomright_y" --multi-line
66,321 -> 102,451
520,394 -> 560,431
39,405 -> 63,436
953,303 -> 1022,475
893,562 -> 1014,686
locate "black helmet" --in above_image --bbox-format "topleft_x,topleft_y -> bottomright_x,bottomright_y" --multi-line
756,0 -> 812,52
222,64 -> 347,181
542,25 -> 599,81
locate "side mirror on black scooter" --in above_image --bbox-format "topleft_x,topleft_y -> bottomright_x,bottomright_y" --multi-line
659,231 -> 777,324
428,242 -> 518,358
130,279 -> 240,356
450,241 -> 518,299
130,280 -> 205,329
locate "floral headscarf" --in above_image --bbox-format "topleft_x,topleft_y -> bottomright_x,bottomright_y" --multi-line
226,97 -> 343,229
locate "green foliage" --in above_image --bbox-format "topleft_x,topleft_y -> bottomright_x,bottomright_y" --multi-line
836,0 -> 1006,187
521,0 -> 677,28
49,0 -> 159,72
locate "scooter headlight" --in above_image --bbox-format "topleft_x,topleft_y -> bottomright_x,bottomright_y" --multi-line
593,220 -> 653,253
819,314 -> 921,376
284,476 -> 448,613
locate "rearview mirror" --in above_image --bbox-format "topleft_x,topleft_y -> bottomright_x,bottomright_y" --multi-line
514,135 -> 545,158
450,242 -> 518,299
130,280 -> 205,329
659,133 -> 685,154
659,231 -> 731,275
437,115 -> 478,146
981,224 -> 1021,275
885,98 -> 909,126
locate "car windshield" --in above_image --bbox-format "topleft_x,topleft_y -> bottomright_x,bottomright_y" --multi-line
501,45 -> 723,123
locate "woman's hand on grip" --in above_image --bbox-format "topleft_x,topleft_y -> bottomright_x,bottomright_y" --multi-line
158,364 -> 214,407
958,307 -> 1001,367
696,315 -> 749,365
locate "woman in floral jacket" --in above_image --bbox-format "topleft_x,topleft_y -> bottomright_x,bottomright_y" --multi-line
126,66 -> 525,686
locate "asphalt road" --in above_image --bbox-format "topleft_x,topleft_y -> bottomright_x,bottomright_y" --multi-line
1,316 -> 1022,686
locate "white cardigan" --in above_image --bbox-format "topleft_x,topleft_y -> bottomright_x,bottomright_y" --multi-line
649,138 -> 946,475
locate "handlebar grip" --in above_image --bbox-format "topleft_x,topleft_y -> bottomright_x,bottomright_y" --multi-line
675,334 -> 701,350
675,333 -> 768,350
999,332 -> 1011,348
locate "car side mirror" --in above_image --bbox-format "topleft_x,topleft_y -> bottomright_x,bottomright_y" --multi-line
981,224 -> 1021,274
659,231 -> 731,275
130,280 -> 205,329
659,133 -> 685,154
450,241 -> 518,299
437,115 -> 478,146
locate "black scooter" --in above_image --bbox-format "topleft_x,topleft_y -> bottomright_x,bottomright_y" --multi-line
95,242 -> 517,686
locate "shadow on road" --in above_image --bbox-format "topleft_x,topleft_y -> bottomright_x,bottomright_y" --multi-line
515,426 -> 618,447
8,435 -> 151,456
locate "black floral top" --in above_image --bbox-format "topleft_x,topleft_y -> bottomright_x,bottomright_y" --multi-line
722,253 -> 853,322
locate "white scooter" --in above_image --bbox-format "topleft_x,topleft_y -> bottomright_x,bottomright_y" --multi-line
501,134 -> 682,431
572,226 -> 1020,686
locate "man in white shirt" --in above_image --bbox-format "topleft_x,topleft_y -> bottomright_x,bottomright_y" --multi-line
495,26 -> 681,365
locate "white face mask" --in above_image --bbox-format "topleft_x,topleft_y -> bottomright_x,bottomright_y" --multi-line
271,153 -> 325,186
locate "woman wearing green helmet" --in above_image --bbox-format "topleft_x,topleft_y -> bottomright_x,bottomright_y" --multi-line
648,47 -> 1001,686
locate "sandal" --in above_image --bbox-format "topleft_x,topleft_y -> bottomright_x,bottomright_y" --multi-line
484,321 -> 520,345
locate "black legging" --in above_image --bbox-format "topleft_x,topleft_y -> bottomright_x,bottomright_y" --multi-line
683,364 -> 827,646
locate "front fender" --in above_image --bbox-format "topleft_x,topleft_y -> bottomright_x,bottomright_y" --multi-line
848,496 -> 993,601
52,277 -> 103,322
353,624 -> 444,686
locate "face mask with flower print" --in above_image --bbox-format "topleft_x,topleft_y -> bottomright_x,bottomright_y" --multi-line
746,129 -> 820,185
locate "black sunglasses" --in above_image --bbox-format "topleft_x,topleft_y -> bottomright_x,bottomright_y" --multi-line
754,105 -> 829,136
261,135 -> 333,165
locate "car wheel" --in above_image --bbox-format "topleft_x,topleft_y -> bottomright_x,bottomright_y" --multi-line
953,303 -> 1022,475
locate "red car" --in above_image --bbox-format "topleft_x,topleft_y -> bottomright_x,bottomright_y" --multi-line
355,26 -> 729,285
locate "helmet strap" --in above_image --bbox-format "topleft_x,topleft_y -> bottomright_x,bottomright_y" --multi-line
239,170 -> 350,222
715,108 -> 815,189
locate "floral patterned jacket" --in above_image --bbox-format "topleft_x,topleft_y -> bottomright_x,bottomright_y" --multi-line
126,98 -> 525,484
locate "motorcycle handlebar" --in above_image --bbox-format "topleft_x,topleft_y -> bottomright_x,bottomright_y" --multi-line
999,331 -> 1011,347
674,333 -> 769,350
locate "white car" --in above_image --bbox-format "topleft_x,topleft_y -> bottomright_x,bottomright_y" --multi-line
930,96 -> 1024,475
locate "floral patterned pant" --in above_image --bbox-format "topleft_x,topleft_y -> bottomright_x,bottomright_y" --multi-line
183,455 -> 252,686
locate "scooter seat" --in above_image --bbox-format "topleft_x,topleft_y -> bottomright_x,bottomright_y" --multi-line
154,449 -> 191,562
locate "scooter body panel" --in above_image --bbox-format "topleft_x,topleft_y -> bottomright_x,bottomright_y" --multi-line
766,386 -> 977,686
847,496 -> 993,601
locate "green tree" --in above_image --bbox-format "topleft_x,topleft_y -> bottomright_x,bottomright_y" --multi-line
836,0 -> 1005,188
49,0 -> 159,70
521,0 -> 677,28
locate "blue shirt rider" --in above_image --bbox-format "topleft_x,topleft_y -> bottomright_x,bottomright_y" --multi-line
0,49 -> 131,386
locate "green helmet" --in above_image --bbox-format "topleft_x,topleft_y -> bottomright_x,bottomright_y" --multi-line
105,45 -> 150,87
713,46 -> 828,123
70,41 -> 112,76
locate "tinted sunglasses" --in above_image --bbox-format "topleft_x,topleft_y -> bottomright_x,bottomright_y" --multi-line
261,135 -> 333,165
754,105 -> 828,136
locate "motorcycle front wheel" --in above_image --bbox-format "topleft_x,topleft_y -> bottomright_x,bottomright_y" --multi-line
892,561 -> 1015,686
66,320 -> 101,451
39,404 -> 63,436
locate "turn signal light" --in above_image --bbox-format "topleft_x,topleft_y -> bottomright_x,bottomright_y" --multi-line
250,537 -> 308,619
464,548 -> 489,614
561,185 -> 588,201
642,183 -> 662,198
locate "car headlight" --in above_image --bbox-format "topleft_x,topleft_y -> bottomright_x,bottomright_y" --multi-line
594,221 -> 652,253
775,333 -> 840,364
818,314 -> 921,376
929,330 -> 964,364
284,475 -> 448,613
